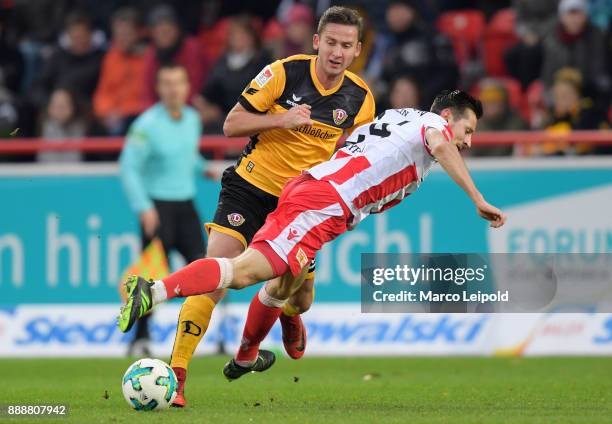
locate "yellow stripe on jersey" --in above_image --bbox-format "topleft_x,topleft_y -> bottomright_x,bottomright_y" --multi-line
235,54 -> 375,197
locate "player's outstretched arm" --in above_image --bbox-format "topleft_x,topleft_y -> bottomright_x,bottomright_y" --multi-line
223,102 -> 313,137
426,128 -> 507,228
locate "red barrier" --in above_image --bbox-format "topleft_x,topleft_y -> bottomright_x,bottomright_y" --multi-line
0,136 -> 248,160
471,131 -> 612,146
0,131 -> 611,158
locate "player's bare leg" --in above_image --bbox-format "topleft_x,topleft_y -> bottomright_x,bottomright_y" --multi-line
170,230 -> 243,407
280,278 -> 313,359
118,247 -> 278,331
223,267 -> 309,380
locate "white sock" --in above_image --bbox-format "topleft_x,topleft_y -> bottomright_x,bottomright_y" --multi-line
151,280 -> 168,306
216,257 -> 234,289
235,359 -> 257,367
258,284 -> 286,308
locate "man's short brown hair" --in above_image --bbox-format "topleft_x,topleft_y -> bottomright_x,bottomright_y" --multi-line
317,6 -> 363,41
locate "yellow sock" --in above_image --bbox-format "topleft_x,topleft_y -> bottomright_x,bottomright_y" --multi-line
282,287 -> 315,316
282,301 -> 300,317
170,295 -> 216,370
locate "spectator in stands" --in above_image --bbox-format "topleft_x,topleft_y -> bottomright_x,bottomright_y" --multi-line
378,0 -> 458,107
541,0 -> 610,105
513,0 -> 558,39
195,15 -> 271,133
94,7 -> 147,136
470,79 -> 527,157
28,12 -> 105,112
0,84 -> 20,139
13,0 -> 72,91
435,1 -> 511,20
268,3 -> 314,59
143,4 -> 208,106
589,0 -> 611,31
503,0 -> 558,89
347,7 -> 384,80
537,68 -> 609,156
0,11 -> 24,139
36,88 -> 90,162
0,14 -> 24,96
384,75 -> 422,110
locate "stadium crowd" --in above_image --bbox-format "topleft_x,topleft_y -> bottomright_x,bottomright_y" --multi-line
0,0 -> 610,159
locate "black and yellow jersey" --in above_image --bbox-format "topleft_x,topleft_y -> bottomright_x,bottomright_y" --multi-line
235,54 -> 375,197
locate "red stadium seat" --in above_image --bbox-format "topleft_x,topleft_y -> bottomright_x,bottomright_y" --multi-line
198,17 -> 232,65
525,79 -> 545,121
262,18 -> 284,42
436,10 -> 486,66
487,8 -> 516,34
526,80 -> 544,107
483,8 -> 518,76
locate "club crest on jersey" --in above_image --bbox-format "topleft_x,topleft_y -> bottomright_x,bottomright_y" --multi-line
254,65 -> 273,88
227,213 -> 245,227
333,109 -> 348,125
296,248 -> 309,268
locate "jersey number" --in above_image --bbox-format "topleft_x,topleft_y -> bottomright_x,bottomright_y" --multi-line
368,123 -> 391,138
345,121 -> 398,153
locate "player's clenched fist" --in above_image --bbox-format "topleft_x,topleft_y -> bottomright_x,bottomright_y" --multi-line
279,104 -> 313,129
475,199 -> 507,228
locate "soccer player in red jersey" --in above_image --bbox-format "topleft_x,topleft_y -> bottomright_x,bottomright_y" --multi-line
119,90 -> 507,378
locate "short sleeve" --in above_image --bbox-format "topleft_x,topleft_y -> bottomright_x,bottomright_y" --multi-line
237,60 -> 286,114
421,112 -> 453,142
347,88 -> 375,135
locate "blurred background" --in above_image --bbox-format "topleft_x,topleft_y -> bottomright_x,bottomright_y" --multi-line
0,0 -> 611,358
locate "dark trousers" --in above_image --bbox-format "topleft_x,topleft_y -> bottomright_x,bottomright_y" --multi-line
134,199 -> 206,340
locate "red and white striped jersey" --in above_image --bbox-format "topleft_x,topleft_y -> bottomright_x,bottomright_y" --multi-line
307,108 -> 452,227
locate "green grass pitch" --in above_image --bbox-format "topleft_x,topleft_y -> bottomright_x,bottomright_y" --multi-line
1,357 -> 611,423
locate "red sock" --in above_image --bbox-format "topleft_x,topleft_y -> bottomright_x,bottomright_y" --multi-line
236,287 -> 283,363
162,258 -> 229,299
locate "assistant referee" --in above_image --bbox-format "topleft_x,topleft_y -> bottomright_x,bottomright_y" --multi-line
119,63 -> 208,356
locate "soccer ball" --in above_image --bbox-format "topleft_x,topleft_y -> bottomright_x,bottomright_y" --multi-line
122,358 -> 177,411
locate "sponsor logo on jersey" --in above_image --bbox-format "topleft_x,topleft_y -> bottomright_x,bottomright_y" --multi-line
333,109 -> 348,125
227,213 -> 245,227
254,66 -> 273,88
296,248 -> 309,268
286,93 -> 304,107
245,87 -> 259,95
287,228 -> 299,241
293,125 -> 336,140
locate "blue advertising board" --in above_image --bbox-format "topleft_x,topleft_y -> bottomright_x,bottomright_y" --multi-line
2,159 -> 612,305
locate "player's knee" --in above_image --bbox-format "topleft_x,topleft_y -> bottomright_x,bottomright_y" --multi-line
207,288 -> 227,303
